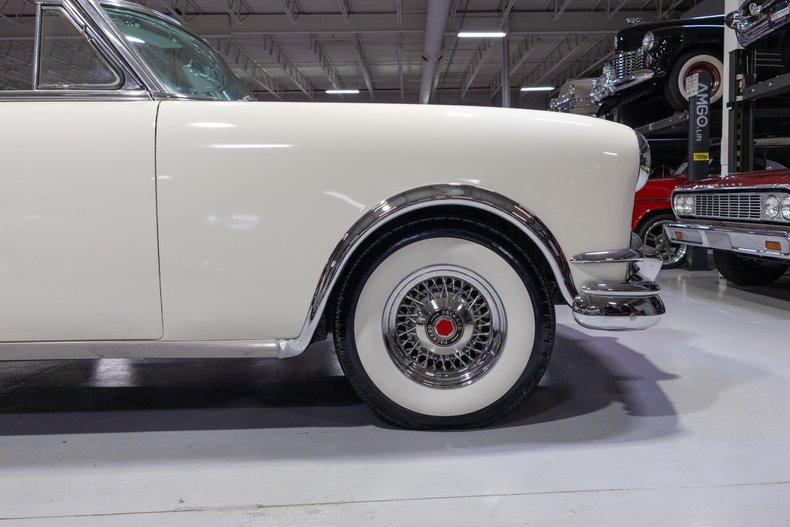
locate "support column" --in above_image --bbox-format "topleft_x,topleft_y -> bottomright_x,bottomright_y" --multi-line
501,33 -> 510,108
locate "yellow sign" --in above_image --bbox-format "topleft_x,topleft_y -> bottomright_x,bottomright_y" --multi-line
693,152 -> 709,161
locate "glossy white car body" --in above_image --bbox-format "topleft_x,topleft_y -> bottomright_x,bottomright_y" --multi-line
0,0 -> 664,362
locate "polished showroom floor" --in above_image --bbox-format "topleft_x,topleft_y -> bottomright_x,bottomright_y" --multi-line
0,269 -> 789,525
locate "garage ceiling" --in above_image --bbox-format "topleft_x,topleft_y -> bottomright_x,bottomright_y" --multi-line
0,0 -> 698,105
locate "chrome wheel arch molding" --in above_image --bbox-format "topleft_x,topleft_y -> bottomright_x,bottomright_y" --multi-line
275,184 -> 579,358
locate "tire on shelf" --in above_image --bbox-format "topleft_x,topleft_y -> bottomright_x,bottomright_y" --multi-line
636,212 -> 688,269
713,250 -> 788,286
333,217 -> 555,429
665,48 -> 724,111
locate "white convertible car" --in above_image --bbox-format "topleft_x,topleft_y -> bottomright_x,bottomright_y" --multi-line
0,0 -> 664,428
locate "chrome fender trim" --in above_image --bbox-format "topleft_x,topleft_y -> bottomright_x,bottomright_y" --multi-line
276,184 -> 578,358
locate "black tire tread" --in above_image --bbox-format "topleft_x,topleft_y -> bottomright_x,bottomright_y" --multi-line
714,250 -> 788,286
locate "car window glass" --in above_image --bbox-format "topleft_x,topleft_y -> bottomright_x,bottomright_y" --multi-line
38,8 -> 120,88
105,7 -> 250,101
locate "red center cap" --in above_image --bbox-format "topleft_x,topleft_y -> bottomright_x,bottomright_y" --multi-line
434,318 -> 455,338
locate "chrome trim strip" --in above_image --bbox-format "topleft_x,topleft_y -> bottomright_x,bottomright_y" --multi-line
571,246 -> 658,264
571,234 -> 661,283
276,184 -> 578,358
0,89 -> 151,101
580,281 -> 661,297
0,339 -> 280,361
673,183 -> 790,194
84,0 -> 168,94
666,222 -> 790,260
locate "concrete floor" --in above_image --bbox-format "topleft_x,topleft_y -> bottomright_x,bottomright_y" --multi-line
0,269 -> 789,526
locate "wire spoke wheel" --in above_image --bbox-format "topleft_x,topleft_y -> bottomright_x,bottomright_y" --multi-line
383,266 -> 506,389
645,219 -> 687,267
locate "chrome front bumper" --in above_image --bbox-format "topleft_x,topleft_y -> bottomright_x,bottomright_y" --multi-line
569,234 -> 665,331
666,222 -> 790,260
591,69 -> 655,102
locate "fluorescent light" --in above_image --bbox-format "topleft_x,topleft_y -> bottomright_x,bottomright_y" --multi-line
125,35 -> 145,44
457,31 -> 507,38
520,86 -> 554,92
325,89 -> 360,94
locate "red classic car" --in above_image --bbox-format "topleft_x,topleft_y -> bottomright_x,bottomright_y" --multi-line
633,176 -> 689,268
667,170 -> 790,285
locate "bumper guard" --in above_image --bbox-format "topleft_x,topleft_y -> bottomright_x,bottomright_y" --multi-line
569,234 -> 665,331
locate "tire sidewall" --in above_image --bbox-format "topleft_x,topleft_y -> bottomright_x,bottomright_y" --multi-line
333,219 -> 554,429
667,50 -> 724,110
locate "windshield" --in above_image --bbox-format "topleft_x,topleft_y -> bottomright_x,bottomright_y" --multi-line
104,6 -> 251,101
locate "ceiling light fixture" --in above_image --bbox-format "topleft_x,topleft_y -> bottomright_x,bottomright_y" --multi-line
325,89 -> 360,94
457,31 -> 507,38
520,86 -> 554,92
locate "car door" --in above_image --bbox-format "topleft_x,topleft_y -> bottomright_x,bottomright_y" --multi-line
0,2 -> 162,341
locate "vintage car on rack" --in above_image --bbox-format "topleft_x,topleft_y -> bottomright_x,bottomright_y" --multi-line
726,0 -> 790,61
0,0 -> 664,429
667,171 -> 790,285
549,78 -> 601,116
592,15 -> 725,127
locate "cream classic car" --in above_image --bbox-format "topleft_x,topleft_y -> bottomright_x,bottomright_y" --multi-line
0,0 -> 664,428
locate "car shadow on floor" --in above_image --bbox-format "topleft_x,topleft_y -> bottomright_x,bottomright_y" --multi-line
0,326 -> 680,445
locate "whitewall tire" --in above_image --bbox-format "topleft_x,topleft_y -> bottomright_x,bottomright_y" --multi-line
667,50 -> 724,110
333,217 -> 555,429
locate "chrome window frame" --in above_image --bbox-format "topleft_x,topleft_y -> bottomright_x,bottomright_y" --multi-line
0,0 -> 150,100
0,0 -> 249,101
33,2 -> 124,90
95,0 -> 250,100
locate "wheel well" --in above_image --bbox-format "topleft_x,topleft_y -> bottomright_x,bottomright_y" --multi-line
674,44 -> 723,66
634,208 -> 675,235
316,204 -> 563,343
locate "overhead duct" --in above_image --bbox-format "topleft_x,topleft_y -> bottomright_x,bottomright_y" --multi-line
418,0 -> 452,104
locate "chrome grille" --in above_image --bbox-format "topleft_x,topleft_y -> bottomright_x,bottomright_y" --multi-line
692,193 -> 762,220
611,50 -> 645,79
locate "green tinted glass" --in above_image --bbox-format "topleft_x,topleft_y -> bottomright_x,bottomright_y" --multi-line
105,6 -> 250,100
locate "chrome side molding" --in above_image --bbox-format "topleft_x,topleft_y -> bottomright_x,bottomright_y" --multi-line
0,339 -> 280,361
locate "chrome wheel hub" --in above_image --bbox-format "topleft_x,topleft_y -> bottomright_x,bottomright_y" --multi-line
383,266 -> 506,389
645,220 -> 687,267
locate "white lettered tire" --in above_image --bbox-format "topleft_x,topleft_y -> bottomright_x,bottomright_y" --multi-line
333,217 -> 555,429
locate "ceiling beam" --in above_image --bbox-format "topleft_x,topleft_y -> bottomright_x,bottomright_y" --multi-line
606,0 -> 631,20
500,0 -> 517,21
520,35 -> 587,88
309,34 -> 342,89
211,37 -> 284,99
185,11 -> 681,38
397,43 -> 405,99
278,0 -> 301,24
489,36 -> 534,97
658,0 -> 687,18
339,0 -> 351,22
353,34 -> 374,99
215,0 -> 251,24
545,34 -> 613,88
460,38 -> 493,99
554,0 -> 573,20
257,34 -> 313,98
